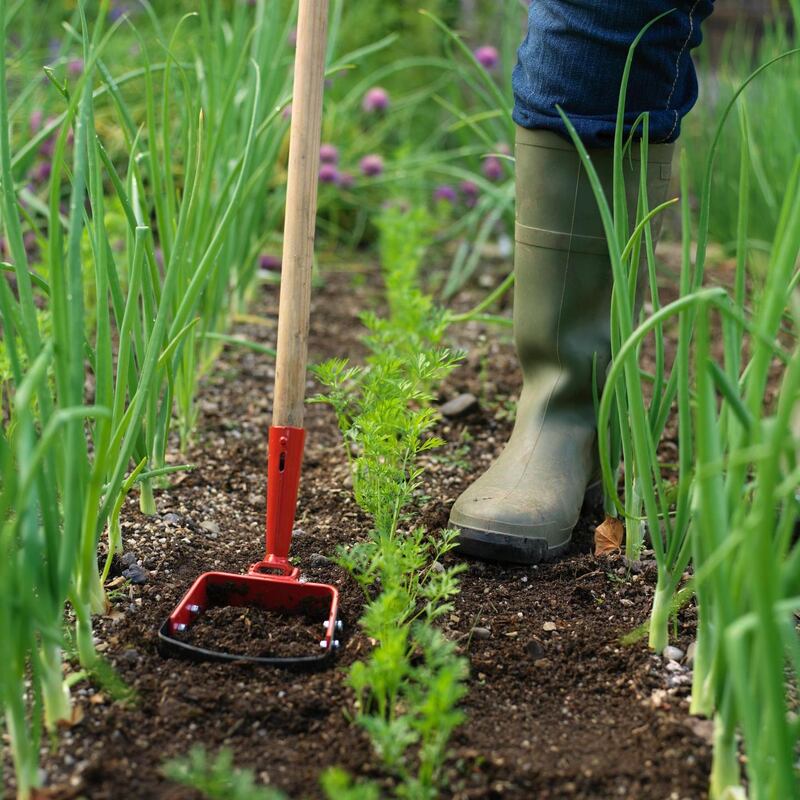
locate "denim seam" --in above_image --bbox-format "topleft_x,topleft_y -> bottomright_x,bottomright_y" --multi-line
661,0 -> 701,142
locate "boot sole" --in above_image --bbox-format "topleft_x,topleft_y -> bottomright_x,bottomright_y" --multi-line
452,481 -> 602,566
455,527 -> 570,565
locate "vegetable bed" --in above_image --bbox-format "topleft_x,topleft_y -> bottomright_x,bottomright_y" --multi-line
2,267 -> 713,800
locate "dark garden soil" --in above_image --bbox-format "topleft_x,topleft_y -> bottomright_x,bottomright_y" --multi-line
177,606 -> 325,660
4,254 -> 716,800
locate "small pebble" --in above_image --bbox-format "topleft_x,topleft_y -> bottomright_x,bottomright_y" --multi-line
308,553 -> 331,567
430,560 -> 445,574
665,660 -> 684,673
162,513 -> 182,525
121,649 -> 140,665
667,674 -> 692,688
525,639 -> 545,659
542,621 -> 557,632
122,564 -> 149,585
439,393 -> 479,418
472,627 -> 491,640
201,520 -> 220,534
120,552 -> 137,567
663,645 -> 685,662
686,640 -> 697,666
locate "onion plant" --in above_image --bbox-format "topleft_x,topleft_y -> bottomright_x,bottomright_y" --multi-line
0,1 -> 296,794
557,11 -> 688,652
561,12 -> 800,797
561,11 -> 799,654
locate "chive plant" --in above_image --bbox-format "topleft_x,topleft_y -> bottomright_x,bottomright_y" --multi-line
684,3 -> 800,249
420,9 -> 516,301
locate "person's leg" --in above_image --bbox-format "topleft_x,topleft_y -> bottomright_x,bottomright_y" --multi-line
512,0 -> 715,147
450,2 -> 714,563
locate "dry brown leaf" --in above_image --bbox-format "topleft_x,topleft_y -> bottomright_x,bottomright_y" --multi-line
594,516 -> 624,557
56,703 -> 84,731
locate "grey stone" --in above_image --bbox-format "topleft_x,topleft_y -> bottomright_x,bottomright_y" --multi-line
439,393 -> 479,418
201,520 -> 220,534
120,552 -> 137,567
525,638 -> 545,660
663,645 -> 685,662
472,627 -> 491,640
308,553 -> 331,567
122,565 -> 149,585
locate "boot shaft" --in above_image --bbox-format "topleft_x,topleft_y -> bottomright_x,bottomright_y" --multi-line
513,128 -> 674,403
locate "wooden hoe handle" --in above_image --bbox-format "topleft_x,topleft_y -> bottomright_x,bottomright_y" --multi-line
272,0 -> 329,428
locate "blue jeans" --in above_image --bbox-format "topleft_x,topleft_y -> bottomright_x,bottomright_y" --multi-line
512,1 -> 715,147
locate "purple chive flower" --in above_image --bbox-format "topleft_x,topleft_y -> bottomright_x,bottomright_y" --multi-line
319,143 -> 339,165
282,104 -> 292,120
474,45 -> 499,70
40,136 -> 55,158
482,156 -> 503,182
288,27 -> 297,46
460,179 -> 479,197
155,247 -> 164,269
67,58 -> 84,77
318,163 -> 340,184
29,109 -> 43,133
359,154 -> 384,177
259,254 -> 281,271
362,87 -> 390,113
460,179 -> 479,207
109,2 -> 133,22
23,230 -> 38,257
338,172 -> 354,189
32,161 -> 52,185
433,184 -> 457,204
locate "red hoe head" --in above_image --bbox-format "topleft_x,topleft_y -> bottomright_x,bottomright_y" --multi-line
158,427 -> 341,668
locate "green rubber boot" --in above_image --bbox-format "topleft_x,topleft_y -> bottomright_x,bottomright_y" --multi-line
450,127 -> 674,564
